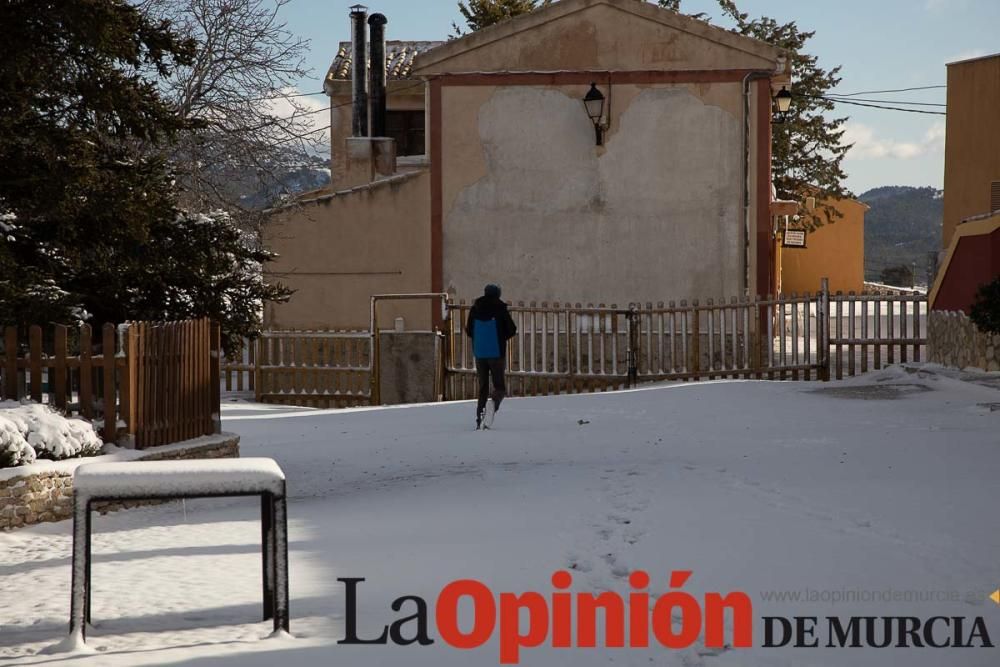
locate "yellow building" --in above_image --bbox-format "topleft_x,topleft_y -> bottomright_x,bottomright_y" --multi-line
941,53 -> 1000,250
928,51 -> 1000,315
778,197 -> 868,295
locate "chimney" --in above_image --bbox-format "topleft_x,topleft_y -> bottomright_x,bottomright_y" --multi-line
367,13 -> 388,138
349,4 -> 368,137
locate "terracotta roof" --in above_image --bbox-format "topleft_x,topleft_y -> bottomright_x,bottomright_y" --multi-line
324,40 -> 443,92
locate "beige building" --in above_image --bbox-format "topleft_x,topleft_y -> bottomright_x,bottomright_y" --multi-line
323,40 -> 441,188
265,0 -> 790,330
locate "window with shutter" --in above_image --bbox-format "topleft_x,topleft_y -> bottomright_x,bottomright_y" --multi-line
991,181 -> 1000,213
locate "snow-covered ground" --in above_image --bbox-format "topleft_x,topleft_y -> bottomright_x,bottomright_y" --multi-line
2,365 -> 999,666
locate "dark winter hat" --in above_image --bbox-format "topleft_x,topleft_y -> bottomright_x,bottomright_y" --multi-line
484,284 -> 501,298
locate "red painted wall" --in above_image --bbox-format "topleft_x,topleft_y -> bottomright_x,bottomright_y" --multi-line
932,226 -> 1000,313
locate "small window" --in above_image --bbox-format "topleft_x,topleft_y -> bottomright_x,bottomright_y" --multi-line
991,181 -> 1000,213
386,110 -> 425,157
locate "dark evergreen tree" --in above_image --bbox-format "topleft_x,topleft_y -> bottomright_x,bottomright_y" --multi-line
452,0 -> 551,36
0,0 -> 290,348
970,278 -> 1000,335
879,264 -> 914,288
0,0 -> 193,325
659,0 -> 851,228
715,0 -> 851,229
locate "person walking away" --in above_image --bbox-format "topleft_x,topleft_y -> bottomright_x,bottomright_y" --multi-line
465,284 -> 517,429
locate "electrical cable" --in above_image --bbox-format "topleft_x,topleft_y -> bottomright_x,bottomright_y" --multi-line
818,97 -> 946,115
829,85 -> 946,97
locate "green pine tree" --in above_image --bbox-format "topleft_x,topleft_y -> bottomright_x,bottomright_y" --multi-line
0,0 -> 193,326
662,0 -> 852,228
0,0 -> 290,349
452,0 -> 552,36
716,0 -> 851,229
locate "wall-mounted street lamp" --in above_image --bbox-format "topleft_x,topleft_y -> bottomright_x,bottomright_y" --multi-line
773,86 -> 792,123
583,83 -> 608,146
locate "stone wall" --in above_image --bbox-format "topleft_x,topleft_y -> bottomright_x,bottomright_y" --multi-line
0,434 -> 240,531
928,310 -> 1000,371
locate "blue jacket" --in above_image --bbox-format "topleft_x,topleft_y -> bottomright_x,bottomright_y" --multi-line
465,295 -> 517,359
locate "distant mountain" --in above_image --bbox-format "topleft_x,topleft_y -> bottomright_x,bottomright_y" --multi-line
860,186 -> 943,286
237,154 -> 332,210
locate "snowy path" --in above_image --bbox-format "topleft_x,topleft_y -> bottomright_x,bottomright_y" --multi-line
1,366 -> 999,666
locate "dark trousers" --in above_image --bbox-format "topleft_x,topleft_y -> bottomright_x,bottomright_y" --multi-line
475,357 -> 506,417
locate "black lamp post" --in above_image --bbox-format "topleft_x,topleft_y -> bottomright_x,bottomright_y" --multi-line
773,86 -> 792,123
583,83 -> 606,146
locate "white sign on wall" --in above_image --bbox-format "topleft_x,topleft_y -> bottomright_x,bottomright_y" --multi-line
783,229 -> 807,248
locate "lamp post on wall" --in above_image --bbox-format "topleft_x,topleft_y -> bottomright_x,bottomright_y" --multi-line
773,86 -> 792,123
583,83 -> 607,146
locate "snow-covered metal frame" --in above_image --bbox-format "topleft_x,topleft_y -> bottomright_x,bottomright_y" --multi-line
66,460 -> 289,644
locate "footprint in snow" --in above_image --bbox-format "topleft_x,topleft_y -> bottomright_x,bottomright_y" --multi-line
623,526 -> 645,545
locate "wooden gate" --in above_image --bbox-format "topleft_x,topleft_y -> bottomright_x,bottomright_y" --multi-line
128,318 -> 219,448
829,290 -> 926,379
222,330 -> 371,408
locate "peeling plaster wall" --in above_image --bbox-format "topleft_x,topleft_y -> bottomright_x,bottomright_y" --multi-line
442,84 -> 744,304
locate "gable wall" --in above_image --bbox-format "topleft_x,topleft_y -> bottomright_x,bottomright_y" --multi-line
434,74 -> 768,305
417,3 -> 776,75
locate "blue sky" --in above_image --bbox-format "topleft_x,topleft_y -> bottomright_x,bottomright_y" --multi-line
280,0 -> 999,195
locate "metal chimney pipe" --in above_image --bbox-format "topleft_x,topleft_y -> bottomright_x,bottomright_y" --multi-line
349,5 -> 368,137
367,13 -> 388,138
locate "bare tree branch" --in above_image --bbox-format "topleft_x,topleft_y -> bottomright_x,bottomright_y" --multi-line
139,0 -> 324,221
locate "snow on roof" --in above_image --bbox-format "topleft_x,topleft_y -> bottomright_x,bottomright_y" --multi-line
73,458 -> 285,498
946,51 -> 1000,67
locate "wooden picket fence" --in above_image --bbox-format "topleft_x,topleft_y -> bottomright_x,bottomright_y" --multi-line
0,318 -> 220,447
221,330 -> 371,408
829,291 -> 926,379
445,286 -> 927,400
213,286 -> 927,408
